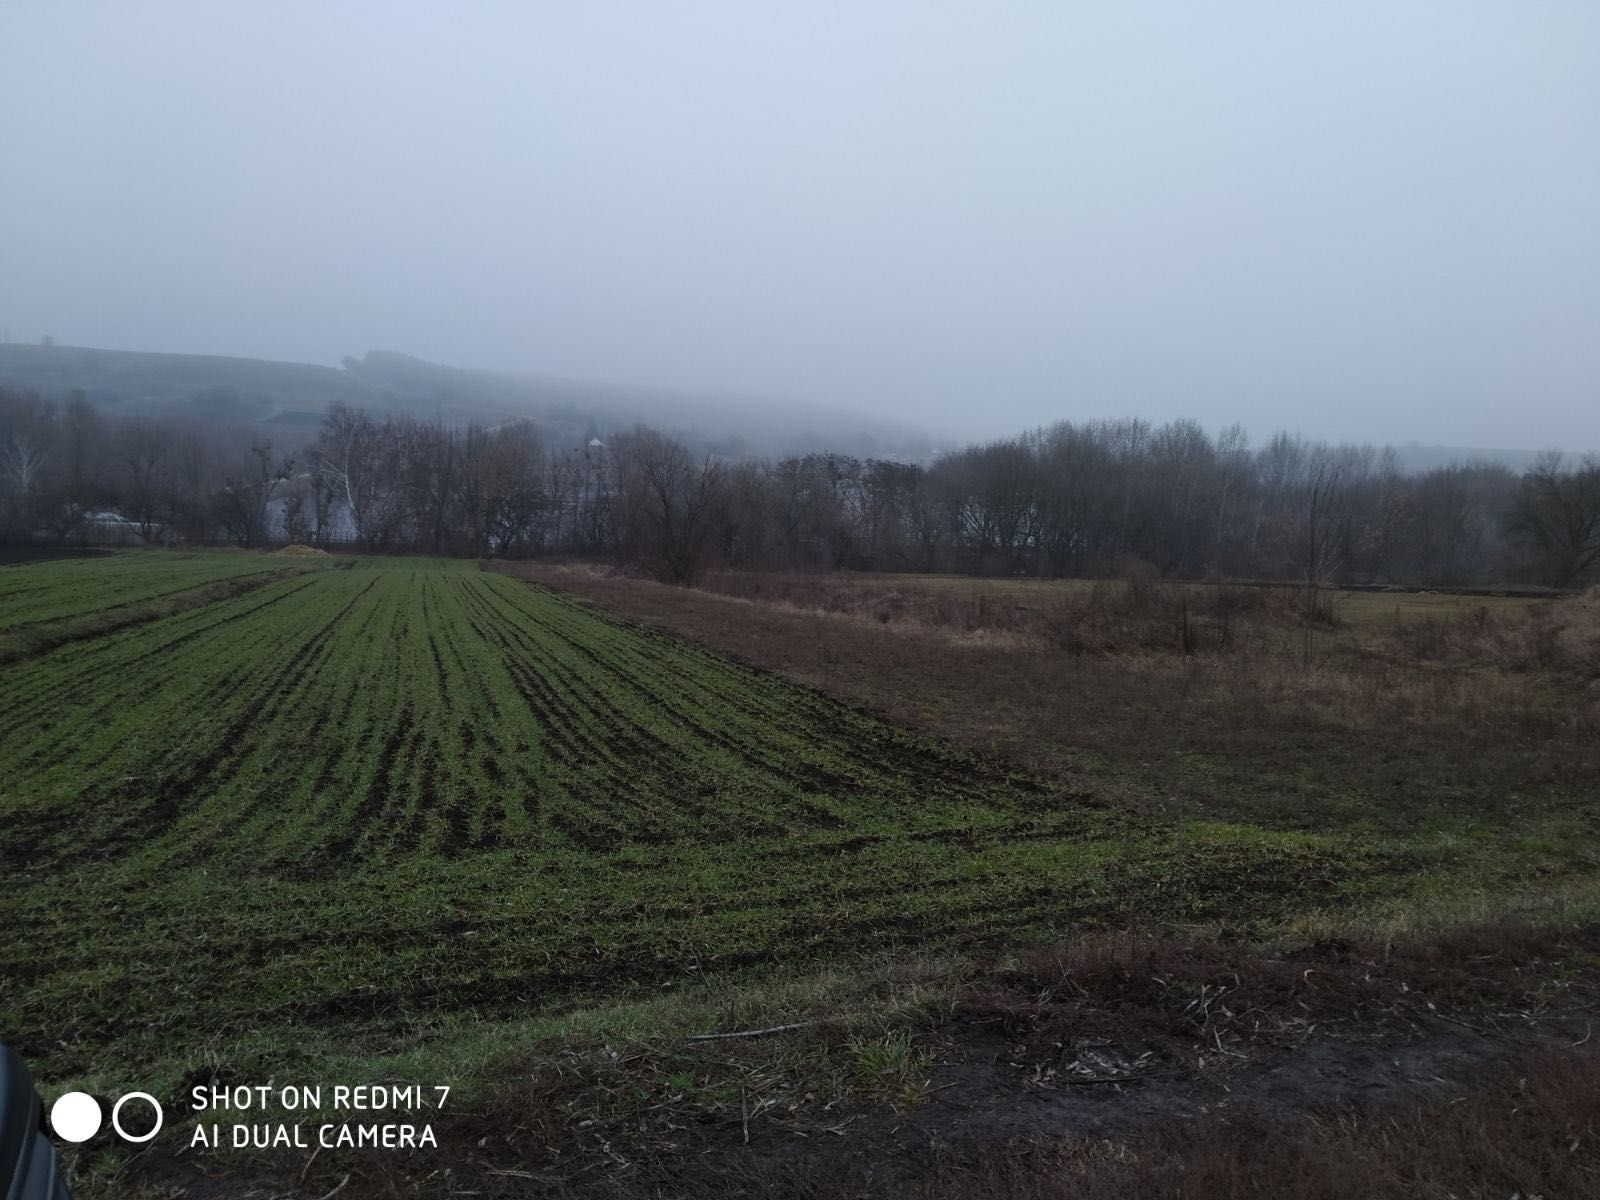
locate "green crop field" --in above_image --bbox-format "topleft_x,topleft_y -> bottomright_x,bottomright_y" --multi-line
0,552 -> 1588,1119
0,550 -> 288,631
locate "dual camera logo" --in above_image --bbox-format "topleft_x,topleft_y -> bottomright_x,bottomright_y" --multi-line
50,1090 -> 164,1144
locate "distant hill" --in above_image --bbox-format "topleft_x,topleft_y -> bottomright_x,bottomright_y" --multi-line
0,343 -> 935,460
3,344 -> 1569,472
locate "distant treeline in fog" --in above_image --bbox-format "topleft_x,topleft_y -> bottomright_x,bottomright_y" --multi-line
2,386 -> 1596,589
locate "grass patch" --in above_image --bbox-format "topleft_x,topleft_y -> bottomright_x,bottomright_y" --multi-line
6,553 -> 1598,1195
61,917 -> 1600,1197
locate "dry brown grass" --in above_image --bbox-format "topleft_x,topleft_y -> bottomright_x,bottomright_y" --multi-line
888,925 -> 1600,1200
1379,582 -> 1600,674
693,567 -> 1326,656
969,920 -> 1592,1058
161,922 -> 1600,1200
662,567 -> 1598,703
889,1052 -> 1600,1200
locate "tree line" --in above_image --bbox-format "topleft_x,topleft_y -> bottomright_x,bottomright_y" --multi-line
3,387 -> 1596,588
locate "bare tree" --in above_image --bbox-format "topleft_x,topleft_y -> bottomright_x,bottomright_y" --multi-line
216,441 -> 291,547
1508,453 -> 1600,588
610,427 -> 727,584
118,418 -> 172,542
0,390 -> 55,541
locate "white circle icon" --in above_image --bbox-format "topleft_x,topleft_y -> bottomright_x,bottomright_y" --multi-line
50,1092 -> 102,1143
111,1092 -> 164,1143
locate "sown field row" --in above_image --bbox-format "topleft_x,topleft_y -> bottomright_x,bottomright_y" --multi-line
0,548 -> 294,633
1,561 -> 1063,870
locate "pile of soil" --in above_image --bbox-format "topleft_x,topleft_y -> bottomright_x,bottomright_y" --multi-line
276,543 -> 332,557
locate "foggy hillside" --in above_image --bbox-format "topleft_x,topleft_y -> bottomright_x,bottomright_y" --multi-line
0,342 -> 936,460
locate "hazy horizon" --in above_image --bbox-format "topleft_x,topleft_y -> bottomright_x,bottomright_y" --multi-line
3,3 -> 1597,451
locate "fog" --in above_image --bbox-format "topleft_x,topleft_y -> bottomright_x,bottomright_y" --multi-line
2,2 -> 1596,450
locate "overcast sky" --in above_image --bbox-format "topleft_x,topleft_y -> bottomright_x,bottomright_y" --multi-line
2,2 -> 1596,449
